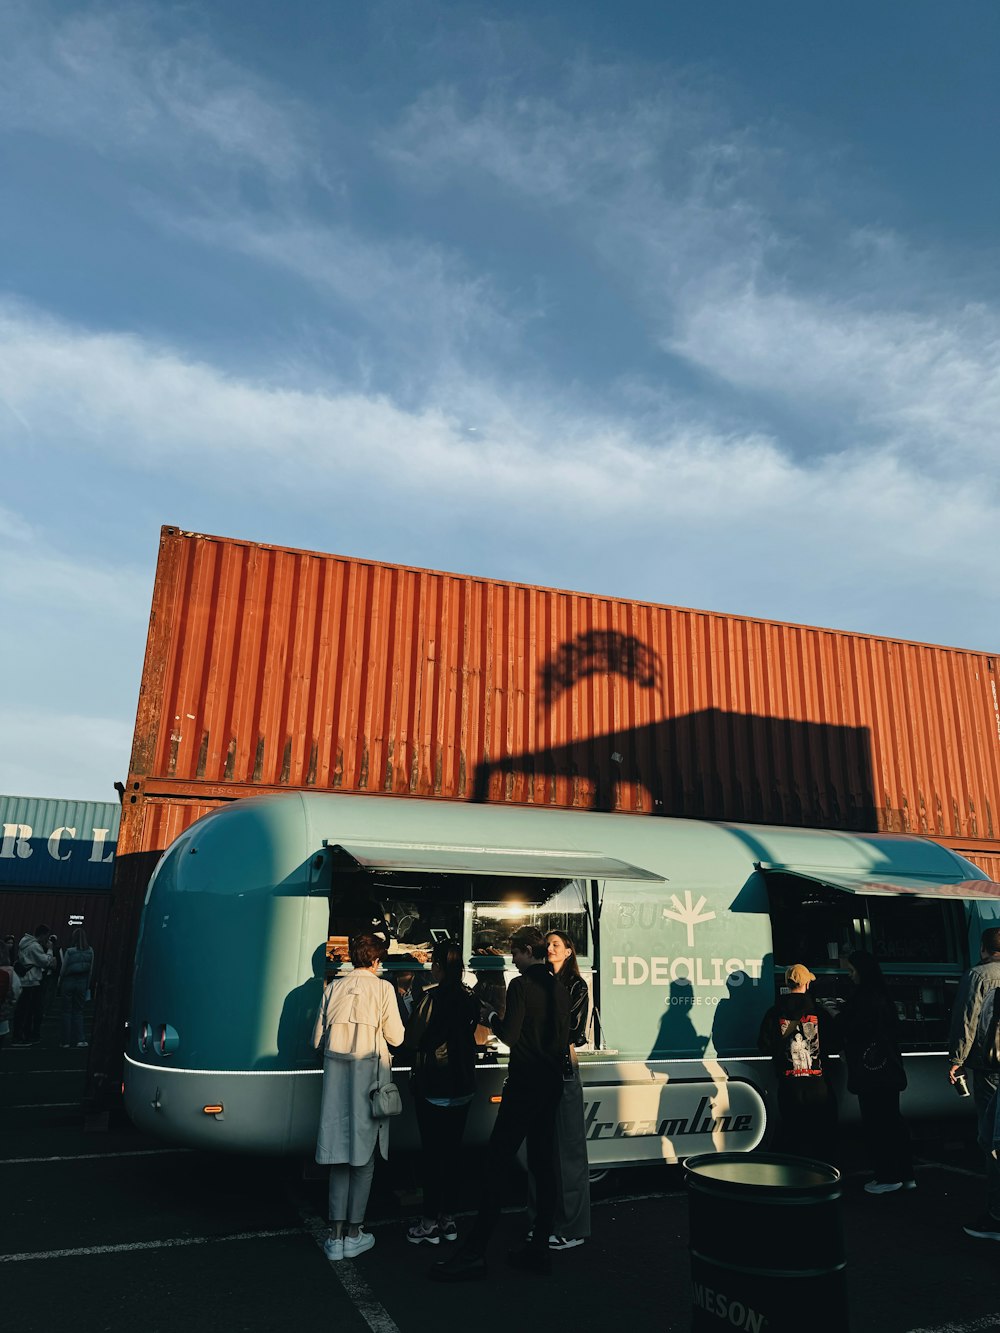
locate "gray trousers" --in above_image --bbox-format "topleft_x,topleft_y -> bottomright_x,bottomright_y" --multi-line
973,1070 -> 1000,1217
524,1065 -> 592,1240
328,1152 -> 376,1225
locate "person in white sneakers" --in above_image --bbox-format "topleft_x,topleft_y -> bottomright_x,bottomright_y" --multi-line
313,933 -> 404,1261
836,950 -> 914,1195
522,931 -> 592,1251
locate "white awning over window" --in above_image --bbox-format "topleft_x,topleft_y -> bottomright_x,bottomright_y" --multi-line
325,841 -> 664,882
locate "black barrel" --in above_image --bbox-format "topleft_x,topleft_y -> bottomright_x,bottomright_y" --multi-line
685,1152 -> 848,1333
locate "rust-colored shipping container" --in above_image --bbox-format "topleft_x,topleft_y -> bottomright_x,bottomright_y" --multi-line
88,525 -> 1000,1111
124,526 -> 1000,839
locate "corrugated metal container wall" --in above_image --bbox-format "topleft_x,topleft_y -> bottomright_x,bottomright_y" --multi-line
0,796 -> 119,890
124,527 -> 1000,842
0,891 -> 113,969
941,840 -> 1000,885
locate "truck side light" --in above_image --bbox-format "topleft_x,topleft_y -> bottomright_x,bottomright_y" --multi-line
202,1105 -> 224,1115
158,1024 -> 180,1056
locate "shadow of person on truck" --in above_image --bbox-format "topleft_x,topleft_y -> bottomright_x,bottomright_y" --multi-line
710,955 -> 774,1058
649,977 -> 709,1061
273,942 -> 328,1069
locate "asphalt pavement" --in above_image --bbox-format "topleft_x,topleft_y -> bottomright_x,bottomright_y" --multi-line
2,1009 -> 998,1333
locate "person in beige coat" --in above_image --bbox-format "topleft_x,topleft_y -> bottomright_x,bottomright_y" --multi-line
313,933 -> 405,1261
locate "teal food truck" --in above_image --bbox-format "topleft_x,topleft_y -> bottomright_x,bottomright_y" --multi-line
124,792 -> 1000,1160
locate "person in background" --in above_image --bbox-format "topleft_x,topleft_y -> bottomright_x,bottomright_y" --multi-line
948,925 -> 1000,1241
757,963 -> 837,1163
522,930 -> 591,1252
431,926 -> 569,1281
0,941 -> 22,1052
404,939 -> 479,1245
42,934 -> 61,1013
837,950 -> 914,1194
313,933 -> 404,1262
12,924 -> 54,1046
59,928 -> 95,1049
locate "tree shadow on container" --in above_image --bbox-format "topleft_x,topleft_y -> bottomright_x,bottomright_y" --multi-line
473,708 -> 879,832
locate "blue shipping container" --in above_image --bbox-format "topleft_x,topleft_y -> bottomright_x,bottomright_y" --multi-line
0,795 -> 120,891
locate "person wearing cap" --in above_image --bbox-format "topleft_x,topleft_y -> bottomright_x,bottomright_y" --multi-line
757,962 -> 837,1163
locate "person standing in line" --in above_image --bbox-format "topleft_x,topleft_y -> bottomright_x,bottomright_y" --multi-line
42,935 -> 61,1013
59,928 -> 95,1049
0,941 -> 23,1052
837,950 -> 914,1194
12,924 -> 54,1046
313,933 -> 405,1262
948,925 -> 1000,1240
521,930 -> 591,1252
430,926 -> 570,1281
757,963 -> 837,1163
404,939 -> 479,1245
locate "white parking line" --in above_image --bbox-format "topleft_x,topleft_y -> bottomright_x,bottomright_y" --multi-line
292,1194 -> 402,1333
0,1228 -> 303,1264
14,1069 -> 85,1075
7,1103 -> 80,1109
0,1149 -> 192,1165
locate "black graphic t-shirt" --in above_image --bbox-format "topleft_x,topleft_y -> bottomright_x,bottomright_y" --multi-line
758,993 -> 826,1077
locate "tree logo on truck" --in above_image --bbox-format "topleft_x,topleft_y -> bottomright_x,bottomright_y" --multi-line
662,890 -> 716,946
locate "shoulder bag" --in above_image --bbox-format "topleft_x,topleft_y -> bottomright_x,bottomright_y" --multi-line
369,1042 -> 402,1119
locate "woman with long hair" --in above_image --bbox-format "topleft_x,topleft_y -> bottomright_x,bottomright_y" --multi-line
59,927 -> 93,1049
313,933 -> 404,1260
525,930 -> 591,1250
404,938 -> 479,1245
839,949 -> 914,1194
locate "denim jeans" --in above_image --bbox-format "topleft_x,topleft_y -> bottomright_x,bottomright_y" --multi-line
60,983 -> 87,1046
972,1069 -> 1000,1217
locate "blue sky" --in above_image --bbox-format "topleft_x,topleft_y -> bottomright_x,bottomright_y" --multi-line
2,0 -> 1000,802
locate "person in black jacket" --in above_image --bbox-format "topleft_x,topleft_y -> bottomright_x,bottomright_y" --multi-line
430,925 -> 570,1281
522,931 -> 591,1251
757,963 -> 837,1163
837,950 -> 913,1195
404,940 -> 479,1245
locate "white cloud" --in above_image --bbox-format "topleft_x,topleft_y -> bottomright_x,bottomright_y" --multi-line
671,282 -> 1000,480
382,77 -> 1000,496
0,2 -> 316,183
0,298 -> 998,651
152,210 -> 523,370
0,504 -> 33,543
